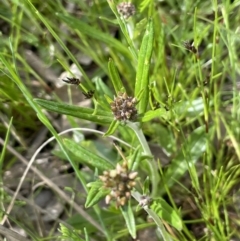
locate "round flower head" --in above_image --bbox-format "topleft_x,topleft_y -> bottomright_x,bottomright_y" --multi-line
117,2 -> 136,19
99,160 -> 138,207
110,92 -> 138,122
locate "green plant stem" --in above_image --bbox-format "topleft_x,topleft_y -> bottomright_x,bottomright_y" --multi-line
146,208 -> 173,241
127,122 -> 159,197
107,0 -> 138,60
132,192 -> 173,241
128,123 -> 172,240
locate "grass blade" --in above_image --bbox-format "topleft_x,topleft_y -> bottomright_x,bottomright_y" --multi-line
85,181 -> 110,208
120,202 -> 136,239
34,99 -> 113,125
64,139 -> 114,171
108,58 -> 124,94
134,19 -> 154,114
150,198 -> 182,231
0,117 -> 13,171
57,13 -> 131,58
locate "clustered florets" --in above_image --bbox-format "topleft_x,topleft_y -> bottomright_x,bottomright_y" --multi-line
110,92 -> 138,122
99,160 -> 138,207
117,2 -> 136,19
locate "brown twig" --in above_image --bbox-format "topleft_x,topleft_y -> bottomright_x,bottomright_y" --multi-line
0,225 -> 30,241
0,138 -> 103,234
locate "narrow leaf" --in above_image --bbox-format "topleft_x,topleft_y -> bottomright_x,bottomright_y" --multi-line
56,13 -> 131,58
141,108 -> 169,122
59,223 -> 85,241
34,99 -> 113,125
139,0 -> 152,12
135,19 -> 154,114
143,177 -> 150,195
108,59 -> 124,93
161,126 -> 207,192
150,198 -> 183,231
104,120 -> 119,136
0,117 -> 13,169
84,228 -> 90,241
85,181 -> 109,208
120,202 -> 136,239
94,76 -> 114,99
129,145 -> 142,171
93,77 -> 114,110
64,139 -> 114,170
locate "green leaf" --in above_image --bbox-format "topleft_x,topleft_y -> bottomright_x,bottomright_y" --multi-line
174,98 -> 206,118
64,139 -> 114,170
84,228 -> 90,241
94,76 -> 114,100
104,120 -> 119,136
0,117 -> 13,169
143,177 -> 150,195
141,108 -> 169,122
34,99 -> 113,125
120,202 -> 136,239
150,198 -> 182,231
161,125 -> 207,193
105,94 -> 114,104
56,13 -> 131,58
52,149 -> 81,162
67,209 -> 122,233
85,181 -> 110,208
129,145 -> 142,171
108,58 -> 124,94
93,77 -> 114,111
134,18 -> 148,40
139,0 -> 152,13
59,223 -> 85,241
134,19 -> 154,114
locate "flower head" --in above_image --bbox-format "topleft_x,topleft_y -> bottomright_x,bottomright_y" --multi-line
110,92 -> 138,122
117,2 -> 136,19
99,160 -> 138,207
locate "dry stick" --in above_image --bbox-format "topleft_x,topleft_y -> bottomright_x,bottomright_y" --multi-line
3,187 -> 100,241
0,225 -> 30,241
24,50 -> 58,84
0,138 -> 103,233
25,126 -> 48,159
0,128 -> 133,232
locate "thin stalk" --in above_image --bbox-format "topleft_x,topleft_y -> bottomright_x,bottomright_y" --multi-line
132,192 -> 173,241
127,123 -> 173,240
127,122 -> 160,197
